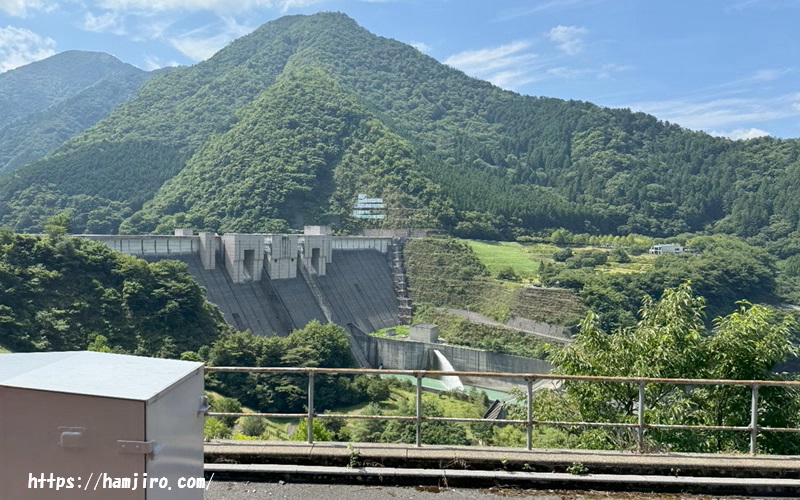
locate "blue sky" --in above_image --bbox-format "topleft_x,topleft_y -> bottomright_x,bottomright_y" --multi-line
2,0 -> 799,139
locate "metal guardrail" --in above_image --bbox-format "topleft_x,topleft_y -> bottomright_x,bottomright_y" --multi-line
204,367 -> 800,455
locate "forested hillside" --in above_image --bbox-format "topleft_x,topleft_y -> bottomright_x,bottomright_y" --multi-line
1,13 -> 799,249
0,229 -> 230,355
0,51 -> 152,174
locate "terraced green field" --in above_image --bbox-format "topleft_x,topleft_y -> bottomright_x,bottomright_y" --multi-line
465,240 -> 557,281
466,239 -> 656,279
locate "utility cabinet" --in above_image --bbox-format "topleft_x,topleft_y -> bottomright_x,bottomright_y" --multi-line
0,351 -> 205,499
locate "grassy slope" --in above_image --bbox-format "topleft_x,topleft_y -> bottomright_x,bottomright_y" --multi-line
467,239 -> 659,279
466,240 -> 551,281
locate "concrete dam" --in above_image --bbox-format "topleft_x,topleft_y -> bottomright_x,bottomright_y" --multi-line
81,228 -> 553,382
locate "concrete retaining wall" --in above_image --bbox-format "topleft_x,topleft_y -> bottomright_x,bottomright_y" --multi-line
506,316 -> 571,340
354,333 -> 553,391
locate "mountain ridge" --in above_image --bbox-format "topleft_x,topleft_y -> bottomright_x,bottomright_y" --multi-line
0,12 -> 798,250
0,50 -> 153,174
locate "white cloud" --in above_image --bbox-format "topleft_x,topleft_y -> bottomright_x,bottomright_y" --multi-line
444,40 -> 539,89
546,66 -> 592,79
169,31 -> 230,60
168,16 -> 254,61
598,63 -> 631,79
142,54 -> 180,71
751,69 -> 784,82
133,18 -> 174,41
710,128 -> 770,140
547,25 -> 587,55
96,0 -> 322,14
410,41 -> 431,53
0,0 -> 52,17
0,26 -> 56,72
497,0 -> 605,21
82,11 -> 127,35
628,94 -> 800,132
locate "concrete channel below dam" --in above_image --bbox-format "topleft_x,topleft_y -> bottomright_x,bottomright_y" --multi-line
82,228 -> 554,387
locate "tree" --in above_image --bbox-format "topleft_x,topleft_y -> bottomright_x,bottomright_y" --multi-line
553,248 -> 573,262
546,282 -> 799,454
348,402 -> 385,442
238,416 -> 267,437
43,212 -> 72,237
291,419 -> 331,441
209,395 -> 242,428
204,417 -> 232,440
381,398 -> 470,446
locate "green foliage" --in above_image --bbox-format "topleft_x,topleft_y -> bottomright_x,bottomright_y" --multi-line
415,308 -> 549,359
43,212 -> 71,237
380,398 -> 470,446
541,234 -> 780,331
0,232 -> 229,354
238,416 -> 267,437
610,248 -> 631,263
495,266 -> 519,281
0,52 -> 151,174
547,282 -> 800,454
780,254 -> 800,278
87,334 -> 114,353
565,250 -> 608,269
203,417 -> 232,440
566,462 -> 589,475
552,248 -> 573,262
209,395 -> 243,427
346,443 -> 361,468
348,403 -> 385,443
206,321 -> 367,414
291,418 -> 331,442
3,13 -> 800,242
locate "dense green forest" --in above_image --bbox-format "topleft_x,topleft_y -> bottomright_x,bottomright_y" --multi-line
0,51 -> 151,174
0,229 -> 230,355
1,13 -> 799,251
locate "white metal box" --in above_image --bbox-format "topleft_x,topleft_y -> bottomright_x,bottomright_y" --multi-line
0,351 -> 205,499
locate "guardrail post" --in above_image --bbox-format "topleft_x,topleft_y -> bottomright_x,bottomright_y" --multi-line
415,374 -> 423,447
307,371 -> 315,444
750,384 -> 759,455
526,377 -> 533,451
637,380 -> 645,453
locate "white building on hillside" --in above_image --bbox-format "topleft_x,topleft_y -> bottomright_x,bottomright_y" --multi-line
649,243 -> 685,255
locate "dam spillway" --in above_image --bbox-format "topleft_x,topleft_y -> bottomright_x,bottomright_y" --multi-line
105,229 -> 401,338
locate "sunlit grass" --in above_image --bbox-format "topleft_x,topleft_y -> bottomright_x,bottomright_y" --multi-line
465,240 -> 545,279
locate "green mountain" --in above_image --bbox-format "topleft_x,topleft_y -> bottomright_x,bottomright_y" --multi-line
1,13 -> 799,247
0,51 -> 152,174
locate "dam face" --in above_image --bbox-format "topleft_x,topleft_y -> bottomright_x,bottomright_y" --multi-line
82,228 -> 401,338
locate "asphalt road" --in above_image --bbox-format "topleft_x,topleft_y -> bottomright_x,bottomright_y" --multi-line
203,481 -> 762,500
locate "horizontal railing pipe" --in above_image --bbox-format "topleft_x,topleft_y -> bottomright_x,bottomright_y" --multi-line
203,366 -> 799,454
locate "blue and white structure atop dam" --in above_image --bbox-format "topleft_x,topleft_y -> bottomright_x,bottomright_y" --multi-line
79,227 -> 553,383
